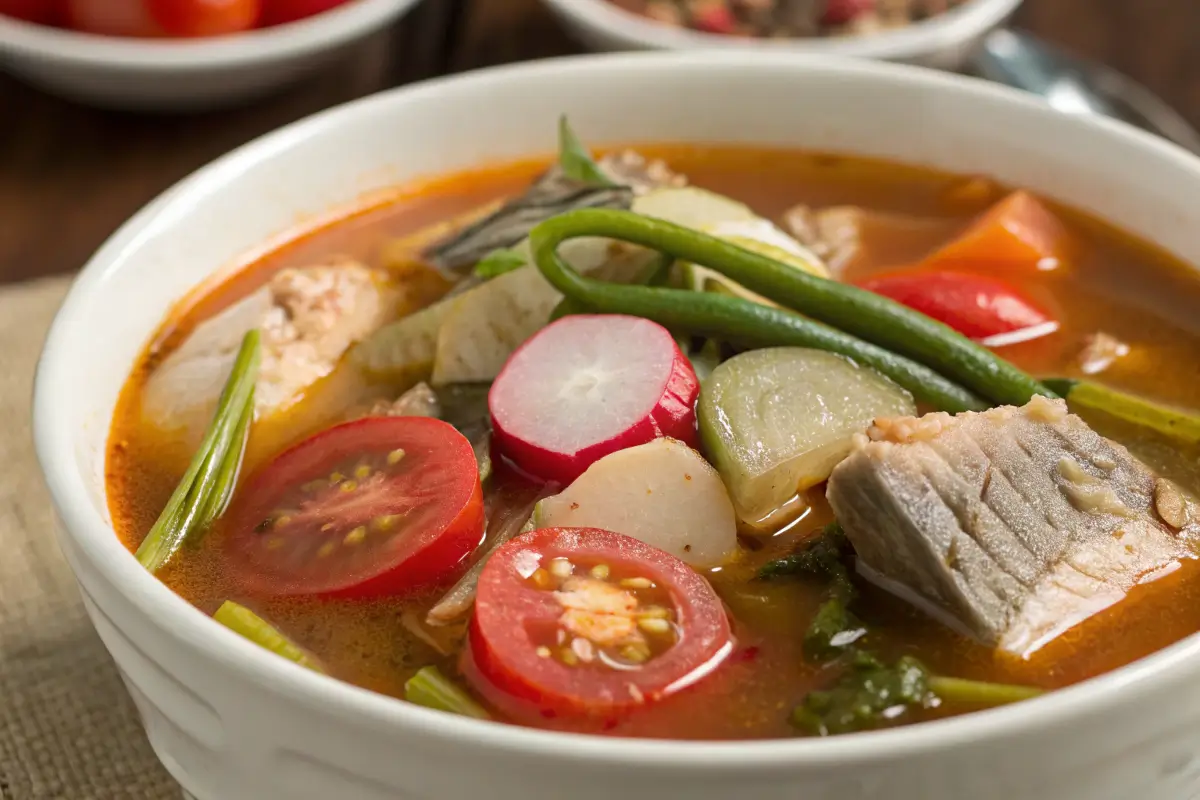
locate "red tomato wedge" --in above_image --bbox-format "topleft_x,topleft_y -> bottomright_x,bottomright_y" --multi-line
489,315 -> 700,484
259,0 -> 345,25
148,0 -> 259,36
226,417 -> 484,599
858,270 -> 1058,344
924,190 -> 1073,273
65,0 -> 163,35
465,527 -> 733,721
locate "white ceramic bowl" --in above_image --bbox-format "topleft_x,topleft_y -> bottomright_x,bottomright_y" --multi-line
0,0 -> 421,111
542,0 -> 1022,69
33,52 -> 1200,800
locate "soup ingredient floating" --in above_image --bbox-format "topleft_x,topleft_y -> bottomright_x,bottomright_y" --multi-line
466,527 -> 732,720
924,190 -> 1072,273
213,600 -> 324,673
857,271 -> 1058,344
527,208 -> 1054,410
489,314 -> 700,483
699,347 -> 915,529
226,416 -> 484,598
827,397 -> 1197,657
405,666 -> 490,720
136,330 -> 259,574
533,437 -> 738,568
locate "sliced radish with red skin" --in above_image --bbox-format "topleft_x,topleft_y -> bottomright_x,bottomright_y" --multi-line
465,527 -> 733,721
488,315 -> 700,484
822,0 -> 874,25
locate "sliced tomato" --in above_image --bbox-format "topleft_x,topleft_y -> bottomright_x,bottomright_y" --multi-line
226,417 -> 484,599
259,0 -> 345,25
858,269 -> 1058,344
65,0 -> 163,35
465,527 -> 733,722
147,0 -> 259,36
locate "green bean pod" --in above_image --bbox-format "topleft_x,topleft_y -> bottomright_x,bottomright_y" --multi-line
529,209 -> 1054,408
530,245 -> 985,412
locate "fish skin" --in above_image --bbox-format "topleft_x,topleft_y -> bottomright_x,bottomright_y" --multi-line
827,397 -> 1196,656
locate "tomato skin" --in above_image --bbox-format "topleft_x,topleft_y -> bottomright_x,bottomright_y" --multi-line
0,0 -> 63,25
259,0 -> 345,26
65,0 -> 163,35
466,527 -> 733,721
147,0 -> 259,36
858,269 -> 1056,341
226,417 -> 484,599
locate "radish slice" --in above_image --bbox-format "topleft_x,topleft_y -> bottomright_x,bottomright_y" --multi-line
533,438 -> 738,568
489,314 -> 699,483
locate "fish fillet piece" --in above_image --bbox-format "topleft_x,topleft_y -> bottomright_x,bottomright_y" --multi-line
826,396 -> 1199,656
142,257 -> 395,443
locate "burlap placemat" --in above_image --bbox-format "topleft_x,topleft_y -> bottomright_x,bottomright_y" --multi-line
0,277 -> 177,800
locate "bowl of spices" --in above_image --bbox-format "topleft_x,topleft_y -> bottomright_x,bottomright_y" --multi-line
540,0 -> 1023,69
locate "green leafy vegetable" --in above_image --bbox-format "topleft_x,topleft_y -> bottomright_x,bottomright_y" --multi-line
793,653 -> 934,736
803,598 -> 867,661
136,330 -> 260,574
528,209 -> 1057,411
404,666 -> 491,719
1045,377 -> 1200,445
792,654 -> 1044,736
213,601 -> 323,673
473,247 -> 527,279
759,522 -> 852,580
558,115 -> 615,187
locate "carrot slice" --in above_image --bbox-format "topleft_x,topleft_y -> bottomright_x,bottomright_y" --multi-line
924,191 -> 1073,272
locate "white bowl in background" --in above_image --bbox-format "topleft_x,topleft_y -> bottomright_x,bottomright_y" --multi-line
541,0 -> 1023,69
32,52 -> 1200,800
0,0 -> 422,111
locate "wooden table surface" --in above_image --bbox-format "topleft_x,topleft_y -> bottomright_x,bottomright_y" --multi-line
2,0 -> 1198,286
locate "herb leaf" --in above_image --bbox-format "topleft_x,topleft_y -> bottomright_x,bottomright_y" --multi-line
758,522 -> 852,580
792,655 -> 934,736
473,247 -> 527,279
558,115 -> 615,187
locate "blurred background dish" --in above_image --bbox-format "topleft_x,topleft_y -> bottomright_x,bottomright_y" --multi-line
0,0 -> 423,110
540,0 -> 1024,69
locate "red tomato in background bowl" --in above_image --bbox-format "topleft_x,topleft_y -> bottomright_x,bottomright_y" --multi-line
260,0 -> 348,26
148,0 -> 260,36
65,0 -> 162,35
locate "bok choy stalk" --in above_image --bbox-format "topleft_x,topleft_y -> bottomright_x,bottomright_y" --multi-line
405,666 -> 491,720
135,330 -> 259,574
213,601 -> 323,674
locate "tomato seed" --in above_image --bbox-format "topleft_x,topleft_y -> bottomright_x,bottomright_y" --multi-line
320,522 -> 335,533
559,647 -> 579,666
530,568 -> 554,590
274,515 -> 292,529
373,515 -> 398,532
387,449 -> 406,465
329,471 -> 345,484
638,617 -> 672,635
265,537 -> 284,550
317,542 -> 336,558
620,577 -> 653,590
548,558 -> 574,579
354,464 -> 372,480
536,646 -> 551,658
339,481 -> 358,493
590,564 -> 610,580
620,643 -> 650,664
638,605 -> 671,620
571,638 -> 596,663
344,526 -> 367,545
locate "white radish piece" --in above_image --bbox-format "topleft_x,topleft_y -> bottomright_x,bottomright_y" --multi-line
533,438 -> 738,568
489,314 -> 699,483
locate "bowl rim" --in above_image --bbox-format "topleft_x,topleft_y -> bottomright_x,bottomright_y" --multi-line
540,0 -> 1024,59
33,50 -> 1200,770
0,0 -> 420,71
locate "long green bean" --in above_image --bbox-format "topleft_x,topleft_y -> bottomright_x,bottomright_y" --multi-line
529,209 -> 1053,408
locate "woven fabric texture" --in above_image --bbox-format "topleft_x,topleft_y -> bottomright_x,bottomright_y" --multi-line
0,277 -> 176,800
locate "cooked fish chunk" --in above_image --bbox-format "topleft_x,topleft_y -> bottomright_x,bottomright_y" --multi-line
142,257 -> 395,442
826,396 -> 1198,657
